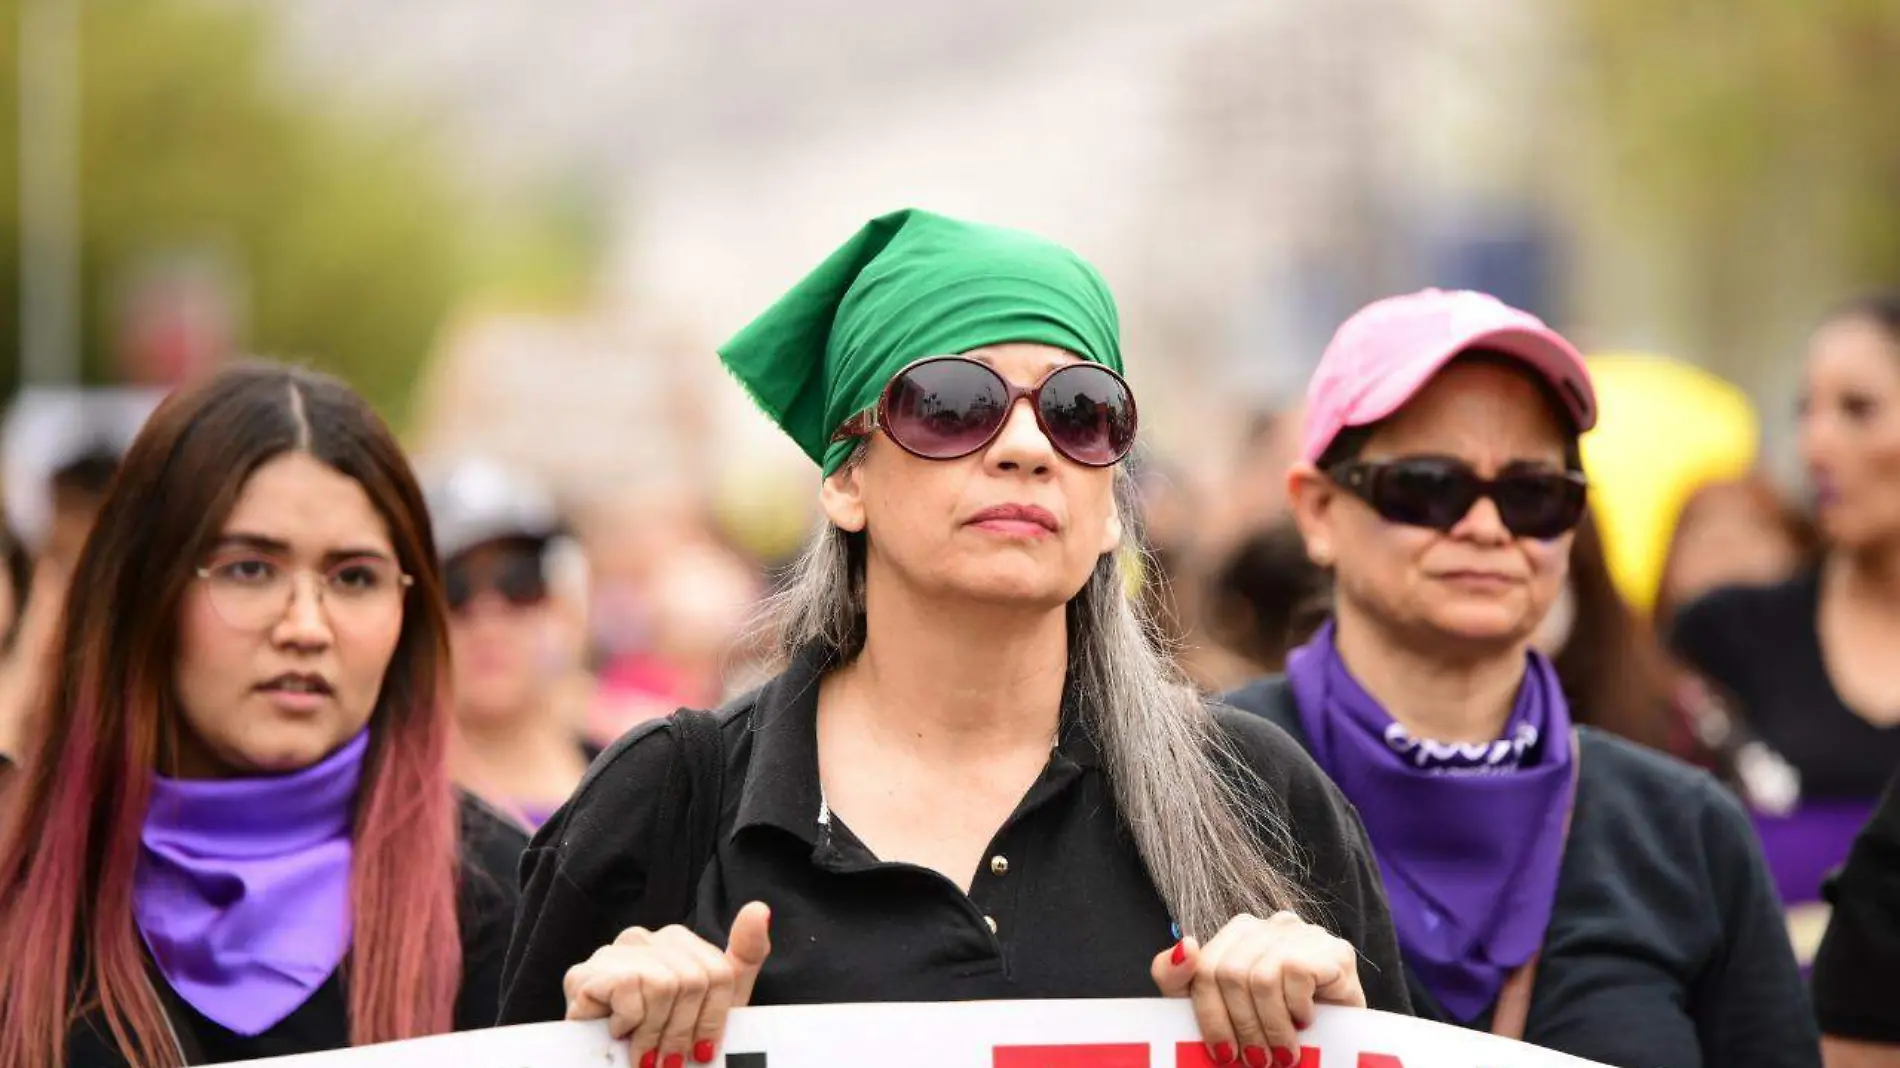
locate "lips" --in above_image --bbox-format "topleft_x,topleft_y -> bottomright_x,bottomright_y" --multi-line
257,672 -> 335,697
967,503 -> 1060,532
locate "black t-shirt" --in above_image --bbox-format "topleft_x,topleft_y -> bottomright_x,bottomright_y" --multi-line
1670,571 -> 1900,801
1224,675 -> 1820,1068
1812,771 -> 1900,1042
498,648 -> 1413,1023
65,794 -> 528,1067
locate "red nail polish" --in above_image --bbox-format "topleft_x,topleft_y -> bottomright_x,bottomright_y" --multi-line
1273,1048 -> 1298,1067
1209,1042 -> 1235,1064
639,1052 -> 657,1068
1244,1047 -> 1269,1068
693,1041 -> 716,1064
1170,940 -> 1187,966
664,1054 -> 683,1068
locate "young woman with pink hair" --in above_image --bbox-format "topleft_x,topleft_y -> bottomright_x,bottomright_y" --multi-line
0,362 -> 526,1066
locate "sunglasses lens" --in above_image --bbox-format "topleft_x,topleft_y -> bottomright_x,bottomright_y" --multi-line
1038,365 -> 1138,465
1493,475 -> 1588,539
444,568 -> 473,612
1367,460 -> 1481,531
496,554 -> 550,606
884,359 -> 1010,459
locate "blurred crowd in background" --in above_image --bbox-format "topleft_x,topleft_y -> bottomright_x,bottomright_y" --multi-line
1,0 -> 1898,968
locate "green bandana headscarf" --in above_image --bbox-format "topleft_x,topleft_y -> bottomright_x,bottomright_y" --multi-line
718,208 -> 1123,475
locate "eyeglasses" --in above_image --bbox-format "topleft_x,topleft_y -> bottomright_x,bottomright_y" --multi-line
830,356 -> 1139,467
194,551 -> 413,632
445,551 -> 548,614
1326,457 -> 1588,541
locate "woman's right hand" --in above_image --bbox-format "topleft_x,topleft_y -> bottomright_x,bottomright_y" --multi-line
564,901 -> 773,1067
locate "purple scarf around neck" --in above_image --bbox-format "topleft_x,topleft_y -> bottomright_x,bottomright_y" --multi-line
1285,621 -> 1576,1023
135,729 -> 368,1036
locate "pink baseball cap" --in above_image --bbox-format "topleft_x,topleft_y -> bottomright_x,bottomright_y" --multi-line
1299,288 -> 1597,464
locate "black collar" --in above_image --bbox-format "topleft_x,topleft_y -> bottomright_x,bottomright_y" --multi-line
730,645 -> 1101,848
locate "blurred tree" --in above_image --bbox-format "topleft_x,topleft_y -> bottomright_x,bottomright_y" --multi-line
1573,0 -> 1900,361
0,0 -> 597,419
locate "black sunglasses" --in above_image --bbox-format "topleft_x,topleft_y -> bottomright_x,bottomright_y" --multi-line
444,550 -> 549,614
830,355 -> 1139,467
1327,457 -> 1588,541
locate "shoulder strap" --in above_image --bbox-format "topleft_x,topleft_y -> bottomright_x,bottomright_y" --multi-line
634,708 -> 730,929
1490,728 -> 1584,1041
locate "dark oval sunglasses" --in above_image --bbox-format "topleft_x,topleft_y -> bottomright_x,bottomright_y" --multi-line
444,550 -> 549,614
1327,457 -> 1589,541
830,355 -> 1139,467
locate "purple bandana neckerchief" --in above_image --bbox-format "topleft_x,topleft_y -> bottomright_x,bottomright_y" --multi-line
135,729 -> 368,1036
1285,621 -> 1576,1023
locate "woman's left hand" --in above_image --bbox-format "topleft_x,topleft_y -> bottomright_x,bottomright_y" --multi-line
1150,910 -> 1364,1068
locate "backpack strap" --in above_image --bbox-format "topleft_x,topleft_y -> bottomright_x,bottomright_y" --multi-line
633,707 -> 731,928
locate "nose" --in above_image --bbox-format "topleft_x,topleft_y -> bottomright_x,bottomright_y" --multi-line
984,396 -> 1056,475
1449,494 -> 1514,546
272,571 -> 334,649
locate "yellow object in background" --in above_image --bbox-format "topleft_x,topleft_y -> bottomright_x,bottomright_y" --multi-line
1579,354 -> 1760,613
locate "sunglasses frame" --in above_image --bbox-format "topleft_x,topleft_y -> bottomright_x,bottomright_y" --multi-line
1325,457 -> 1589,540
829,355 -> 1139,468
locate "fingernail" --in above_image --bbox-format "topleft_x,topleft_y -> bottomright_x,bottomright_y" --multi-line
1273,1048 -> 1298,1067
639,1052 -> 657,1068
1170,940 -> 1187,966
664,1054 -> 683,1068
1209,1042 -> 1235,1064
694,1041 -> 716,1064
1243,1047 -> 1269,1068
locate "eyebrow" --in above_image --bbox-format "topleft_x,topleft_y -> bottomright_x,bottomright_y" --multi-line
212,532 -> 395,565
966,352 -> 1075,378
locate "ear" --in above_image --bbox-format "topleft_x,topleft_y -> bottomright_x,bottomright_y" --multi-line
819,462 -> 868,534
1099,504 -> 1125,557
1285,462 -> 1340,568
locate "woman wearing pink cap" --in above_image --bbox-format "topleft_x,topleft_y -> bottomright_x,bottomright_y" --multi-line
1225,289 -> 1817,1066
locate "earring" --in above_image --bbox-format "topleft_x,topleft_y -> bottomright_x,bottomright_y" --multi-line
1310,544 -> 1333,567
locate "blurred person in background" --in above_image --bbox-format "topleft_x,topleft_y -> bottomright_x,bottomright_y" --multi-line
1670,291 -> 1900,961
0,524 -> 33,770
425,457 -> 597,830
0,363 -> 524,1066
1127,454 -> 1261,692
583,496 -> 765,744
1227,289 -> 1816,1065
0,390 -> 158,772
1204,518 -> 1328,675
503,210 -> 1409,1067
1653,475 -> 1816,628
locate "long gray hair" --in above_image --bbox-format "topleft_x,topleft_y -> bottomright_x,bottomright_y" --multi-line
762,456 -> 1310,937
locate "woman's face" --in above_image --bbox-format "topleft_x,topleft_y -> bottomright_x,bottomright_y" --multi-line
447,539 -> 559,726
821,343 -> 1124,610
1799,314 -> 1900,551
1292,361 -> 1574,651
1661,485 -> 1802,608
172,451 -> 407,778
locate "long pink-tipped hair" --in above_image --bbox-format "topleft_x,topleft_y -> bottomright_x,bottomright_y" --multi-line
0,362 -> 462,1068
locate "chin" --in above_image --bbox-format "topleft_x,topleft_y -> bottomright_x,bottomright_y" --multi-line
1424,605 -> 1535,648
933,564 -> 1081,608
232,724 -> 349,775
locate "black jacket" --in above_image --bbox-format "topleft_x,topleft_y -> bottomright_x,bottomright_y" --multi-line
1225,675 -> 1819,1068
62,794 -> 527,1067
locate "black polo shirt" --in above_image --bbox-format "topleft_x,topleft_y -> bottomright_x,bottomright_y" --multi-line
499,648 -> 1412,1022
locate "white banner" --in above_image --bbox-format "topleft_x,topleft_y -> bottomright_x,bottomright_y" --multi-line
227,999 -> 1610,1067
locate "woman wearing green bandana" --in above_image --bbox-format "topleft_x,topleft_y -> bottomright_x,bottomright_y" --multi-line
499,210 -> 1411,1068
